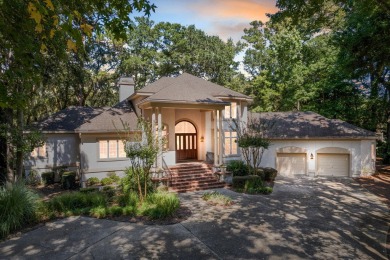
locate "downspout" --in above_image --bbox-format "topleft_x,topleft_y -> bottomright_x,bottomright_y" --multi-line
78,133 -> 85,188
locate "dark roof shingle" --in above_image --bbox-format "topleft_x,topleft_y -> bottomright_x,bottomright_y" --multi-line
76,100 -> 138,133
136,73 -> 251,105
34,107 -> 104,132
250,111 -> 375,139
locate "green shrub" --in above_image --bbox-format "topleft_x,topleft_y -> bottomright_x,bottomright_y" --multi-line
107,172 -> 121,183
0,182 -> 40,239
80,187 -> 99,193
244,177 -> 264,193
117,191 -> 138,207
102,186 -> 116,200
101,177 -> 113,186
87,177 -> 100,186
202,191 -> 232,206
232,175 -> 261,189
26,170 -> 41,186
61,171 -> 77,189
227,160 -> 250,176
254,168 -> 265,179
89,206 -> 107,218
262,167 -> 278,181
156,185 -> 169,192
122,206 -> 136,216
121,168 -> 154,194
41,171 -> 55,185
108,206 -> 123,217
47,191 -> 107,214
140,191 -> 180,219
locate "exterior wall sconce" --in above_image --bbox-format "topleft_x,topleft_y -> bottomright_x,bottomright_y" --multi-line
310,153 -> 314,159
200,136 -> 204,142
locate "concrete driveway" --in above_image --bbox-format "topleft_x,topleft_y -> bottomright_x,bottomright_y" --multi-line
1,177 -> 388,259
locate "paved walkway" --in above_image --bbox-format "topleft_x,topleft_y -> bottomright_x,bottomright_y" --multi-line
0,177 -> 388,259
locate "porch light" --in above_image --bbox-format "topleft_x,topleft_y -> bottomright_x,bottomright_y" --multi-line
310,153 -> 314,159
200,136 -> 204,142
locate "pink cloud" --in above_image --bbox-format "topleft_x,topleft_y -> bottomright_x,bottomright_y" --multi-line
190,0 -> 277,21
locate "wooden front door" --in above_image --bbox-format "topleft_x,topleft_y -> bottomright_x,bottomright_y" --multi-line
176,133 -> 197,161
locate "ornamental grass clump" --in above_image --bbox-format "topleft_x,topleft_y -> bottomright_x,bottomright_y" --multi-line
140,191 -> 180,219
0,182 -> 40,239
47,191 -> 107,215
201,191 -> 233,206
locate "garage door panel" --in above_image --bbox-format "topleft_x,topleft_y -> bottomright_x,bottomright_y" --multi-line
317,154 -> 349,176
277,153 -> 306,177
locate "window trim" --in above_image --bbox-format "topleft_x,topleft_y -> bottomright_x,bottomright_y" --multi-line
224,130 -> 238,156
31,143 -> 47,158
224,102 -> 237,119
98,139 -> 127,160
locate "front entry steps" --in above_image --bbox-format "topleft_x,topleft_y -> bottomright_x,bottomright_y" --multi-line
168,163 -> 226,193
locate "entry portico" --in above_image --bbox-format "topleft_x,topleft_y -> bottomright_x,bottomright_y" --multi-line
127,73 -> 252,168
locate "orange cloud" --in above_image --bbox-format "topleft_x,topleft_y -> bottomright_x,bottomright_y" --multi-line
190,0 -> 277,21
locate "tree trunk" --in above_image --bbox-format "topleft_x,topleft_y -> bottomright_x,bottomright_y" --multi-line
4,108 -> 14,183
15,108 -> 24,180
0,108 -> 8,184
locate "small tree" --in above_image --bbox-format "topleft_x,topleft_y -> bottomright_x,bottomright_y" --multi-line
121,118 -> 159,203
232,118 -> 271,175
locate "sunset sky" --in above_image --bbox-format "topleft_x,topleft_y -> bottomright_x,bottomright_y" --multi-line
141,0 -> 278,42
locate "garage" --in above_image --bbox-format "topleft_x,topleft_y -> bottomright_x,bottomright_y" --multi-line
276,153 -> 306,177
317,154 -> 349,177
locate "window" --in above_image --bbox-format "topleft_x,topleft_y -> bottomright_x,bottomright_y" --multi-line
224,102 -> 237,119
224,131 -> 238,155
31,143 -> 46,158
99,140 -> 126,159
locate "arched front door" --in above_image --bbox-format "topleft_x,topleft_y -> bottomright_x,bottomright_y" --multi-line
175,121 -> 197,161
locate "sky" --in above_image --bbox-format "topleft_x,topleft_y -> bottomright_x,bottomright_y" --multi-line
138,0 -> 278,42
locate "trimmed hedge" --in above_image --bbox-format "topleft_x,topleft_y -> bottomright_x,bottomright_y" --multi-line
101,177 -> 114,186
41,171 -> 55,185
87,177 -> 100,186
61,171 -> 77,189
227,160 -> 250,176
262,167 -> 278,181
232,175 -> 261,189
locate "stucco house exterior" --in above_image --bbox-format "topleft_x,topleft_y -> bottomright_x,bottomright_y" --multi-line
25,73 -> 376,185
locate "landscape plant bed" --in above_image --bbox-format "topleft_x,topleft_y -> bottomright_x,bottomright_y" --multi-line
201,191 -> 234,206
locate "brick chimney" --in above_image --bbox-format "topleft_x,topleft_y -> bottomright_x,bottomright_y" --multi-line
118,77 -> 135,102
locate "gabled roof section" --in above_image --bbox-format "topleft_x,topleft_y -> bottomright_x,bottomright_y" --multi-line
134,73 -> 251,105
33,107 -> 104,132
76,100 -> 138,133
250,111 -> 376,139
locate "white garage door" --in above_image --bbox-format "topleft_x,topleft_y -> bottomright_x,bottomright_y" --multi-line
277,153 -> 306,177
317,154 -> 349,176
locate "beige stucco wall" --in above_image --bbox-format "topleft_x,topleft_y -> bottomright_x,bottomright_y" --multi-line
260,139 -> 376,177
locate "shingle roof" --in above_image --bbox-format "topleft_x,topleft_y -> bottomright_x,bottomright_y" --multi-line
250,111 -> 376,139
34,107 -> 104,132
136,73 -> 251,105
76,100 -> 138,133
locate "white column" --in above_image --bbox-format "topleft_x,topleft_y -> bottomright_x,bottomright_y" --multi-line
157,107 -> 162,168
218,109 -> 223,165
213,110 -> 218,165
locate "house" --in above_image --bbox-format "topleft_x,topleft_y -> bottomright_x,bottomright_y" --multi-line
25,73 -> 376,185
251,112 -> 376,177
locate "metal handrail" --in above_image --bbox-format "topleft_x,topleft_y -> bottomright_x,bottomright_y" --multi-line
162,157 -> 172,186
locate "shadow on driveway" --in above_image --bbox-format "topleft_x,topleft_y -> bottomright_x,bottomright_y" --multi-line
0,176 -> 388,259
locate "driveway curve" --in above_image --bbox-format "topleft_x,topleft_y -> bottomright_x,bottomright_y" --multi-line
0,177 -> 388,259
